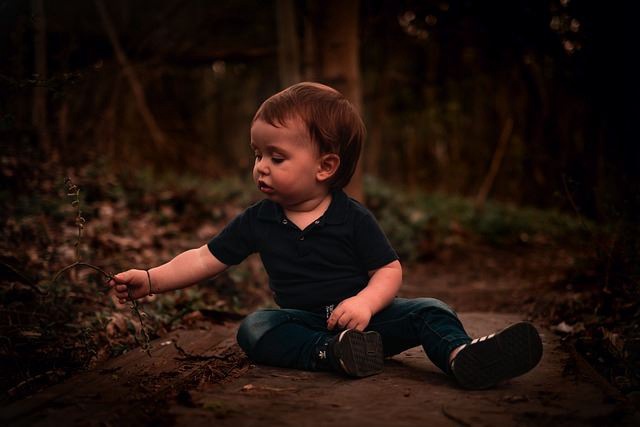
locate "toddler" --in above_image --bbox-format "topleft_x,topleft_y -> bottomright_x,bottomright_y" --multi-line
110,82 -> 542,389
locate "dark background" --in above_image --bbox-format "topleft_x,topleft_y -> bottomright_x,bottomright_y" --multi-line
1,0 -> 636,219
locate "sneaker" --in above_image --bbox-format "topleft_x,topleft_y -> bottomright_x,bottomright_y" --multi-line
330,329 -> 384,378
451,321 -> 543,389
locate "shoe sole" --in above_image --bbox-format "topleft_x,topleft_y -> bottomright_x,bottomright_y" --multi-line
452,322 -> 543,389
335,330 -> 384,378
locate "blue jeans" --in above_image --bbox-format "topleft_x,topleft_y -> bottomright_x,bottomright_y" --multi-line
236,297 -> 472,374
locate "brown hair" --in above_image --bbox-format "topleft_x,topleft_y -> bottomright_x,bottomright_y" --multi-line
253,82 -> 365,189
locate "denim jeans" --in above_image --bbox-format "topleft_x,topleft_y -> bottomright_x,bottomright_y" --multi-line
236,297 -> 472,374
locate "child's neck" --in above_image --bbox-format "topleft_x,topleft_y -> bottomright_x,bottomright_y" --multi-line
282,191 -> 333,230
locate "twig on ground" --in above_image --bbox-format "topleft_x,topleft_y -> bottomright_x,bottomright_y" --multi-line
172,339 -> 231,361
0,261 -> 47,295
441,405 -> 472,427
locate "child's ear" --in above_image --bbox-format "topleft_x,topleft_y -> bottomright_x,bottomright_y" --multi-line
316,153 -> 340,182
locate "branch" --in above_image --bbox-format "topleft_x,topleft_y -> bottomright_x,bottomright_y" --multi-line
52,261 -> 114,284
172,339 -> 230,361
94,0 -> 168,150
475,117 -> 514,210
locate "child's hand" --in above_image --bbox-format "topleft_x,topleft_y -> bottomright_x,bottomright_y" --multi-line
327,296 -> 373,331
108,269 -> 150,304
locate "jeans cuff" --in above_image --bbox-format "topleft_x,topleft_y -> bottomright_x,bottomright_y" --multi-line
444,337 -> 472,375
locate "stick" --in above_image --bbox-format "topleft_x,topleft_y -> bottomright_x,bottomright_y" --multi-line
475,117 -> 514,210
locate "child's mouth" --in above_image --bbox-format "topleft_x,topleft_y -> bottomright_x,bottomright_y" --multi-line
258,181 -> 274,194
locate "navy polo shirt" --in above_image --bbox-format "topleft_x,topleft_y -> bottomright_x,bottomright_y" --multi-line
207,189 -> 398,310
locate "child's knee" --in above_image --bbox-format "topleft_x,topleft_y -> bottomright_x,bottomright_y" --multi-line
237,309 -> 291,354
415,297 -> 457,315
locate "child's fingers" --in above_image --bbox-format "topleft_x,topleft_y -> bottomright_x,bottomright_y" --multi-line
114,284 -> 137,298
328,309 -> 346,330
111,273 -> 129,284
354,321 -> 367,332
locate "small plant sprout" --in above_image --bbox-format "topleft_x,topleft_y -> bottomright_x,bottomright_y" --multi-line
52,177 -> 152,355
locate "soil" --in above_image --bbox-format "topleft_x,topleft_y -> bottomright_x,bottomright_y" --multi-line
2,243 -> 639,426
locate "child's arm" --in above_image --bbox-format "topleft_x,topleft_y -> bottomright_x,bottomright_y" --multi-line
110,245 -> 228,303
327,259 -> 402,331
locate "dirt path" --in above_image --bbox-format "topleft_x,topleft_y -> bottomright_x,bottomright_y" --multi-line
168,313 -> 630,427
2,245 -> 638,426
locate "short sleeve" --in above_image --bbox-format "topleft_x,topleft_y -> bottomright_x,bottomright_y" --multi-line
207,209 -> 256,266
353,210 -> 399,271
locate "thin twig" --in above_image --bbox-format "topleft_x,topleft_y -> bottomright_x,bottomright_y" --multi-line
54,178 -> 153,356
561,174 -> 593,235
603,223 -> 620,293
129,286 -> 152,357
440,405 -> 472,427
0,261 -> 47,295
172,339 -> 230,361
52,261 -> 113,283
64,177 -> 85,261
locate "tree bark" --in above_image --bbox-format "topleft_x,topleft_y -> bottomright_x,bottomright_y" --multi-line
305,0 -> 363,201
31,0 -> 51,156
276,0 -> 301,88
94,0 -> 168,151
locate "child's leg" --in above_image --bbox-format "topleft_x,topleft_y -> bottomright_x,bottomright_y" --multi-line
368,298 -> 542,388
237,308 -> 385,377
367,297 -> 472,374
237,308 -> 332,371
449,321 -> 542,389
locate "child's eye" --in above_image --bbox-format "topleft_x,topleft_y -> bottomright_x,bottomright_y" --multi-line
272,157 -> 285,164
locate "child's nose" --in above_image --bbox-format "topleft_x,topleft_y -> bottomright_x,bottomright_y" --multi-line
255,159 -> 269,174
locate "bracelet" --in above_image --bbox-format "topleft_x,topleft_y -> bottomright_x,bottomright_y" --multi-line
145,269 -> 154,296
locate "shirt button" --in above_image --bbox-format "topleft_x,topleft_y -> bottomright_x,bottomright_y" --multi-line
299,236 -> 305,241
314,220 -> 320,224
282,219 -> 288,225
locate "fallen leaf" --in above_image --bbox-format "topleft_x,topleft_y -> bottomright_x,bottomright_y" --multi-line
553,321 -> 574,334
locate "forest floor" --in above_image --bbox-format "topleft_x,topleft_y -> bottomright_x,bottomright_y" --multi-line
2,242 -> 639,427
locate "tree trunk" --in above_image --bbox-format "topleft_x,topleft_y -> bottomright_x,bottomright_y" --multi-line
31,0 -> 51,157
304,0 -> 363,201
94,0 -> 168,151
276,0 -> 301,88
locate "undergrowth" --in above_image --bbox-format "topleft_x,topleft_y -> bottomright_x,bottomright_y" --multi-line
364,175 -> 588,262
0,161 -> 267,402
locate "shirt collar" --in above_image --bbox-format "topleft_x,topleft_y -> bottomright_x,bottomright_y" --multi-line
323,189 -> 349,224
257,199 -> 284,222
256,189 -> 349,224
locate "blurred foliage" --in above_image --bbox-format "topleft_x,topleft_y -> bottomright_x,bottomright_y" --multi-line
365,175 -> 588,262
